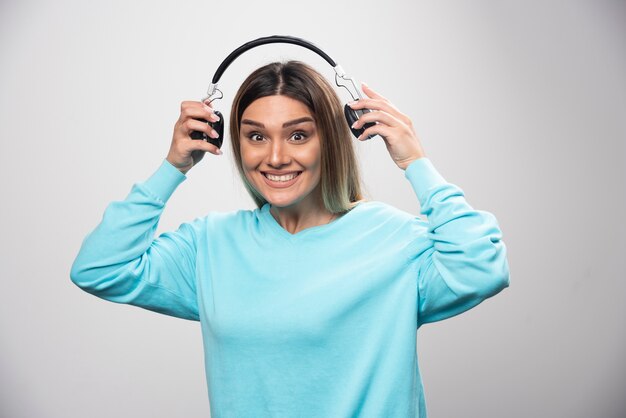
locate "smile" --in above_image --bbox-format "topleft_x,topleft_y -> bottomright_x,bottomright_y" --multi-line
264,172 -> 300,181
261,171 -> 302,188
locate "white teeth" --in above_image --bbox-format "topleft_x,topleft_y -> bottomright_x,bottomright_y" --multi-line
265,172 -> 299,182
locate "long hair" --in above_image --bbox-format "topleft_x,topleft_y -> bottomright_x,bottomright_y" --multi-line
229,61 -> 365,214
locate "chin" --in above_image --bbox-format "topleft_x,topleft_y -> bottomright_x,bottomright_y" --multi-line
263,193 -> 303,208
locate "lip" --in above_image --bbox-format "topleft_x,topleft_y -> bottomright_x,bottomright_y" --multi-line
262,170 -> 301,175
261,171 -> 302,188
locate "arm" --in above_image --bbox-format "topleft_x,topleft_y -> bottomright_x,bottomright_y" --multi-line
69,159 -> 203,321
404,157 -> 510,327
348,83 -> 509,327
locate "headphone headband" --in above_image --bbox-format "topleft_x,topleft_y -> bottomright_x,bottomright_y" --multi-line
202,34 -> 361,103
211,35 -> 337,84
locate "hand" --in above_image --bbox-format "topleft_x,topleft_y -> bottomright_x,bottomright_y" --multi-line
349,83 -> 426,170
166,101 -> 222,174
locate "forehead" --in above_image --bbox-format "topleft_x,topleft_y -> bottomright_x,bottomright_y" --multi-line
241,95 -> 313,122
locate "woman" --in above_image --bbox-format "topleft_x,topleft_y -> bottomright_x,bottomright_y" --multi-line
70,61 -> 510,417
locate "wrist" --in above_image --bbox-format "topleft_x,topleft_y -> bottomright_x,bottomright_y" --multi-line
166,156 -> 191,175
398,154 -> 427,171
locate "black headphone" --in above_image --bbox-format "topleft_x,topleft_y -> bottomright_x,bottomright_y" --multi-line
190,35 -> 375,148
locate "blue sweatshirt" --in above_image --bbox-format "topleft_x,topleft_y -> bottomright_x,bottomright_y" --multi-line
70,157 -> 510,418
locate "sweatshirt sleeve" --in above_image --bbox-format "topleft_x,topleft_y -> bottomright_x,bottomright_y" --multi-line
70,159 -> 202,321
403,157 -> 510,328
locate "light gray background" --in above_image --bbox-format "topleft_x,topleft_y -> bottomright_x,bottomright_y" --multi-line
1,0 -> 624,417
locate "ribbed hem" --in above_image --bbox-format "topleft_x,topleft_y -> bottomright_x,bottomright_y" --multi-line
404,157 -> 448,206
142,159 -> 187,203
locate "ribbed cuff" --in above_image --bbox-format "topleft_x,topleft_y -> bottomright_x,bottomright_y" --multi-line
404,157 -> 448,206
142,159 -> 187,203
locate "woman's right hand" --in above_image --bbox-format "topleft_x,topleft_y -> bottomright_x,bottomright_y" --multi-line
166,101 -> 222,174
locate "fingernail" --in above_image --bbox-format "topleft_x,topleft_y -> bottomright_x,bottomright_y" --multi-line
217,149 -> 223,155
210,113 -> 220,122
348,101 -> 357,107
351,121 -> 358,128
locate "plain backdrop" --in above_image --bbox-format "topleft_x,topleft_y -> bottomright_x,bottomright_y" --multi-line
1,0 -> 624,417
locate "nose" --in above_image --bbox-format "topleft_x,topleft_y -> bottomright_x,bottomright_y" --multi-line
268,139 -> 291,168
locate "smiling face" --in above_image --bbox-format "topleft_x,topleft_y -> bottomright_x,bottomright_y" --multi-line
239,95 -> 323,211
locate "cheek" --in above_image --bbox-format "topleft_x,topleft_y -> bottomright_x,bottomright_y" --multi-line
239,145 -> 259,170
297,144 -> 322,168
310,154 -> 323,179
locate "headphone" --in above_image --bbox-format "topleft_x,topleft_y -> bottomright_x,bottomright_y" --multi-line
190,35 -> 375,148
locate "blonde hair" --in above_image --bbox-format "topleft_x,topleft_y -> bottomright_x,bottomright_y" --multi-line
229,61 -> 365,214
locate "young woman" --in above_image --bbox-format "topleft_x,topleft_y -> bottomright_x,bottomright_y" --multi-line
71,61 -> 510,417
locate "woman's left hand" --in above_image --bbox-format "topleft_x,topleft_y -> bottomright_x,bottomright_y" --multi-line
349,83 -> 426,170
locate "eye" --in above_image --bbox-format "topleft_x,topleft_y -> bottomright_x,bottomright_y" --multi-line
290,131 -> 308,142
247,132 -> 265,142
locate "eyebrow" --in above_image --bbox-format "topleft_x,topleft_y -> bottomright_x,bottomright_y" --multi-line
240,116 -> 315,129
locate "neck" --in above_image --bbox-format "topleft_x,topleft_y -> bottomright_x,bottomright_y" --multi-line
269,198 -> 337,235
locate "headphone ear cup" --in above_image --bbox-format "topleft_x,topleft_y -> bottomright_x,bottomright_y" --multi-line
344,103 -> 376,139
190,110 -> 224,149
210,110 -> 224,149
344,104 -> 360,137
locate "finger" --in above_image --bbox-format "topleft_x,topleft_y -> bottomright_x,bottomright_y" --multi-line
201,142 -> 223,156
202,99 -> 216,109
347,97 -> 399,115
181,101 -> 220,122
361,82 -> 387,101
186,137 -> 222,155
202,104 -> 221,122
348,98 -> 412,127
201,100 -> 222,121
351,110 -> 400,130
183,118 -> 220,139
356,123 -> 393,142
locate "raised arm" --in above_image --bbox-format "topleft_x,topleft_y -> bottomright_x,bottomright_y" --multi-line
70,159 -> 203,320
70,100 -> 223,320
349,83 -> 509,327
404,158 -> 510,327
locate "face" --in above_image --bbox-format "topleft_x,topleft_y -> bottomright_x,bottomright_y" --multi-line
239,95 -> 322,211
